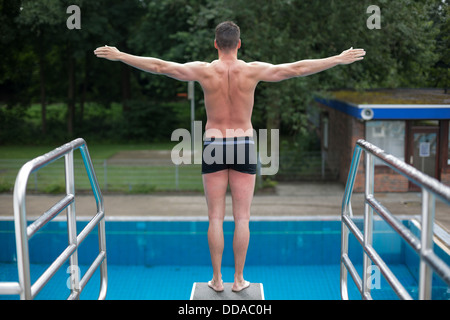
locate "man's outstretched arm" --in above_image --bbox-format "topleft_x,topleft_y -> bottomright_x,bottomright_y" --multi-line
251,47 -> 366,82
94,45 -> 207,81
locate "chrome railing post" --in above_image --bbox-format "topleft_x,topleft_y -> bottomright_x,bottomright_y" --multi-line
340,145 -> 363,300
13,164 -> 32,300
1,138 -> 107,300
65,150 -> 80,297
362,152 -> 374,299
340,139 -> 450,300
79,144 -> 108,300
340,218 -> 350,300
419,189 -> 435,300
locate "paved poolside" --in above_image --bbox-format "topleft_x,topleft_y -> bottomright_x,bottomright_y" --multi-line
1,182 -> 449,232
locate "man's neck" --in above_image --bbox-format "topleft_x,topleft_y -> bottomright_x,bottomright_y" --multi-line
218,49 -> 238,62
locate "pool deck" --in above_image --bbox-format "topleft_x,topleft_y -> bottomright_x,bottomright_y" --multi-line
0,182 -> 449,232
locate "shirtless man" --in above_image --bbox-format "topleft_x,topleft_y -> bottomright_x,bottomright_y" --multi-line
94,21 -> 365,292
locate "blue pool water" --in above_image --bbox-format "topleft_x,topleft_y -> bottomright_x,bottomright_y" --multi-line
0,219 -> 449,300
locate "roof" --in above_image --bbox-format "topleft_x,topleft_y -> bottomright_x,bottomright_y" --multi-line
315,89 -> 450,120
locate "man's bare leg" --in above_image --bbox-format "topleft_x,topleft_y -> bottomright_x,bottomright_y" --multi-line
228,169 -> 255,291
203,169 -> 229,292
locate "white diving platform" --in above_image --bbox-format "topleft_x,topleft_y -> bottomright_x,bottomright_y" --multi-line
190,282 -> 264,300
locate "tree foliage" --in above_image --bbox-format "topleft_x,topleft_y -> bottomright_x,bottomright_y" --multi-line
0,0 -> 446,144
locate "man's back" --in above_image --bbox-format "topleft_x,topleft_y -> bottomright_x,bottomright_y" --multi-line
199,59 -> 257,138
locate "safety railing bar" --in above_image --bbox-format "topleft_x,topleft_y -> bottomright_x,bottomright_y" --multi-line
342,215 -> 413,300
77,142 -> 108,300
6,138 -> 107,300
68,251 -> 106,300
356,140 -> 450,205
97,219 -> 107,300
80,251 -> 106,294
342,254 -> 363,294
27,194 -> 75,240
79,145 -> 104,215
77,211 -> 104,246
363,242 -> 413,300
342,147 -> 363,217
342,215 -> 364,246
366,195 -> 422,253
422,250 -> 450,286
28,139 -> 86,176
342,140 -> 450,300
31,243 -> 77,299
0,282 -> 22,295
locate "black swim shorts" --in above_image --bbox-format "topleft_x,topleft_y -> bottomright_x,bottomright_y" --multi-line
201,136 -> 257,174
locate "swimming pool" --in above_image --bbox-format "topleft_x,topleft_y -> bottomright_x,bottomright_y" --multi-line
0,218 -> 449,300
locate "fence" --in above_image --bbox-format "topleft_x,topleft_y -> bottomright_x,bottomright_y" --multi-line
0,158 -> 202,193
0,150 -> 338,193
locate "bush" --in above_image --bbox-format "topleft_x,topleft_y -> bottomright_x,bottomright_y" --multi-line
122,100 -> 187,142
0,106 -> 37,144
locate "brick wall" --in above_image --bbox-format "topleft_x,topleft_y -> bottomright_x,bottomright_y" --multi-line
352,167 -> 410,192
318,102 -> 411,193
318,101 -> 365,190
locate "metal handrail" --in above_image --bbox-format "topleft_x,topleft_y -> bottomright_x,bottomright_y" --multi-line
340,139 -> 450,300
0,138 -> 107,300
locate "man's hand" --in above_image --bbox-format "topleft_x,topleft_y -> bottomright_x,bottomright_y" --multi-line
94,45 -> 122,61
337,47 -> 366,65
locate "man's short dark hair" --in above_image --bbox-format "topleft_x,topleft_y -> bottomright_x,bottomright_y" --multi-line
215,21 -> 240,51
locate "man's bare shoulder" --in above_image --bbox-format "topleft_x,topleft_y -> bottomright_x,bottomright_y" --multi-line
246,61 -> 273,67
187,61 -> 212,68
239,61 -> 274,79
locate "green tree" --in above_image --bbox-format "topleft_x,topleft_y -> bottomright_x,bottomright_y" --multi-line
15,0 -> 64,135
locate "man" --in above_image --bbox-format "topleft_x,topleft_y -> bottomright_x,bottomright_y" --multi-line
94,21 -> 365,292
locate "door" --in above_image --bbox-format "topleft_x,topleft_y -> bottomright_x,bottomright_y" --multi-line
407,127 -> 439,191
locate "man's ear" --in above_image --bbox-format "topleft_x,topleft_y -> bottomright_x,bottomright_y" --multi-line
214,39 -> 218,49
237,39 -> 241,49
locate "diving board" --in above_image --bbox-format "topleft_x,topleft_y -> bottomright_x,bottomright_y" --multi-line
190,283 -> 264,300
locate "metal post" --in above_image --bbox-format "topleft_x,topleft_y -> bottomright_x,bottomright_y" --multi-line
13,168 -> 32,299
340,220 -> 349,300
34,172 -> 38,191
362,152 -> 374,299
340,145 -> 363,300
103,160 -> 108,192
340,140 -> 450,301
175,164 -> 179,190
65,151 -> 80,297
4,139 -> 107,300
419,189 -> 435,300
188,81 -> 195,155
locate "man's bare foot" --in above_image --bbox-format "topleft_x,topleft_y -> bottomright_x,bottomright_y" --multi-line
208,278 -> 224,292
232,279 -> 250,292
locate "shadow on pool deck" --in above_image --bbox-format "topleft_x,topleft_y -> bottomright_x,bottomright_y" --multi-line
1,182 -> 449,232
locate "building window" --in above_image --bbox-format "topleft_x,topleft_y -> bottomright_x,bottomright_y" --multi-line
365,121 -> 405,165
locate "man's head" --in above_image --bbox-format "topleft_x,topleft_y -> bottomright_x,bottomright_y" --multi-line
215,21 -> 241,52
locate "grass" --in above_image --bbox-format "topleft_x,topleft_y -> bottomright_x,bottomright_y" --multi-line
0,142 -> 204,194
